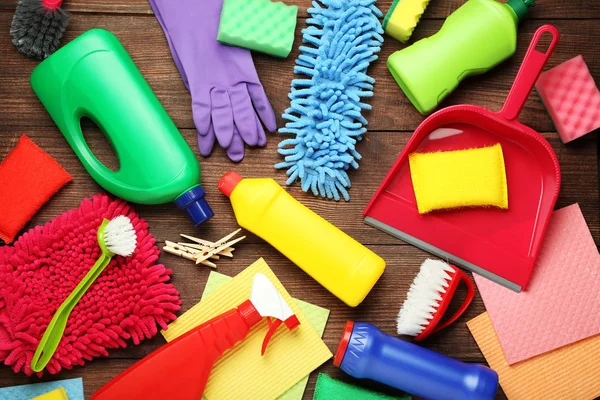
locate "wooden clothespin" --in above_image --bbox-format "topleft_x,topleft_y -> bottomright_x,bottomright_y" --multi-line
162,228 -> 244,268
163,243 -> 217,269
180,234 -> 235,257
170,241 -> 221,260
195,235 -> 245,265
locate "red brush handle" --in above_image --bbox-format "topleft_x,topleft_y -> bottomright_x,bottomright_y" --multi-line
499,25 -> 560,121
42,0 -> 64,9
91,300 -> 261,400
415,267 -> 475,341
433,269 -> 475,333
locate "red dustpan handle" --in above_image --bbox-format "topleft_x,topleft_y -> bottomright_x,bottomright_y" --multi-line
499,25 -> 560,121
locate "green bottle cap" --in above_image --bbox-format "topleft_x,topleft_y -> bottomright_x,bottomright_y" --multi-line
507,0 -> 535,23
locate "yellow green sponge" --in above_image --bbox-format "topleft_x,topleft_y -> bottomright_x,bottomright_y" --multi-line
32,388 -> 69,400
314,374 -> 411,400
409,144 -> 508,214
217,0 -> 298,58
382,0 -> 431,43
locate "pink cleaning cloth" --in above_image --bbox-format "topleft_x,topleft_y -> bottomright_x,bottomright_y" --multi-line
536,56 -> 600,143
474,204 -> 600,365
0,194 -> 182,375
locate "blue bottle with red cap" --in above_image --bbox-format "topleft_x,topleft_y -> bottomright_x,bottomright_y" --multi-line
334,321 -> 498,400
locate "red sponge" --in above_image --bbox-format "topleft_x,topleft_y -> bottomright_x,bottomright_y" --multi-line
0,134 -> 72,243
0,194 -> 182,375
536,56 -> 600,143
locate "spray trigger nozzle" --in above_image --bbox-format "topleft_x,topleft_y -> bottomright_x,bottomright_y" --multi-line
261,315 -> 300,355
249,273 -> 301,355
261,318 -> 282,355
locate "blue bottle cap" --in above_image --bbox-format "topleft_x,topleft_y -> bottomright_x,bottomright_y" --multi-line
175,185 -> 214,226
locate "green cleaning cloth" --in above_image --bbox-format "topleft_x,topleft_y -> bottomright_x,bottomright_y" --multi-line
217,0 -> 298,58
313,374 -> 411,400
201,271 -> 330,400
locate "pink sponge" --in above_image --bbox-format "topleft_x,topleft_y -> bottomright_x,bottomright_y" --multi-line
0,194 -> 181,375
536,55 -> 600,143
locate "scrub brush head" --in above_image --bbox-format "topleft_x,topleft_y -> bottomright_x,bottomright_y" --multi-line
103,215 -> 137,257
10,0 -> 70,59
397,259 -> 475,340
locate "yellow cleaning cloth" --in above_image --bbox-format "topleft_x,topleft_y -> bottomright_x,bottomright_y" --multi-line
468,312 -> 600,400
409,144 -> 508,214
31,388 -> 69,400
161,258 -> 332,400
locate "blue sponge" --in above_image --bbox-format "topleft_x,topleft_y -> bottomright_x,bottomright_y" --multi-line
275,0 -> 383,201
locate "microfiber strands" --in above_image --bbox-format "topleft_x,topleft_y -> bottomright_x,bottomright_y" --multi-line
275,0 -> 383,201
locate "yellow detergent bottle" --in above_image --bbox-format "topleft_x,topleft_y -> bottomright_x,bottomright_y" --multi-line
219,171 -> 386,307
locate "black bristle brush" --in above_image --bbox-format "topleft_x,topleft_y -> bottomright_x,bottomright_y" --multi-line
10,0 -> 70,60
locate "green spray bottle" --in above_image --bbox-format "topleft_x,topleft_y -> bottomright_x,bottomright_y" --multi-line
387,0 -> 535,115
31,29 -> 213,225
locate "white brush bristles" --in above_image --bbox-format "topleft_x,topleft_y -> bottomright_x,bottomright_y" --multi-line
104,216 -> 137,257
397,259 -> 455,337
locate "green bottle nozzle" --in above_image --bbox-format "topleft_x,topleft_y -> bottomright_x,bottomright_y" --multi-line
507,0 -> 535,23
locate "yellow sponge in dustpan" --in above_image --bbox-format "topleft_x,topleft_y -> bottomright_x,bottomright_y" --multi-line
409,144 -> 508,214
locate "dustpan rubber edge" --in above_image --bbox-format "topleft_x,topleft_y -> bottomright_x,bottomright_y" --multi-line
363,216 -> 522,293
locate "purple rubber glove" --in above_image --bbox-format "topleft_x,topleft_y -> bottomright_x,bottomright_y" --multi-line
149,0 -> 277,162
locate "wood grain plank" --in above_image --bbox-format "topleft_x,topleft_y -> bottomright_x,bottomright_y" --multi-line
1,127 -> 597,246
0,4 -> 596,400
1,14 -> 600,133
0,243 -> 506,399
0,0 -> 598,19
0,356 -> 509,400
1,127 -> 593,400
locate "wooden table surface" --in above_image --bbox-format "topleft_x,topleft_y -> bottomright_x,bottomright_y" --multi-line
1,0 -> 599,398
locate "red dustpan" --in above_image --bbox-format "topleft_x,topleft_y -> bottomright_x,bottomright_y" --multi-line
364,25 -> 561,292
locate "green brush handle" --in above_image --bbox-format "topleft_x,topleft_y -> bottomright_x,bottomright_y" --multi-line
31,251 -> 114,372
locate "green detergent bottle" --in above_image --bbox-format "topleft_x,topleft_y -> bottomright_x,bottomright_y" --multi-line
387,0 -> 535,115
31,29 -> 213,225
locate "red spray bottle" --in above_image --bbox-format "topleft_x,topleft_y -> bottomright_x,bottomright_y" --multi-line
91,273 -> 300,400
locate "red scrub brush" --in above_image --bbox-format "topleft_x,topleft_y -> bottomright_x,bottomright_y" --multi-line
397,259 -> 475,340
10,0 -> 70,59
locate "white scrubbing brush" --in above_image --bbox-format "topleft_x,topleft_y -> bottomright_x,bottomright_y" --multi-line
397,259 -> 475,341
102,215 -> 137,257
31,215 -> 137,372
